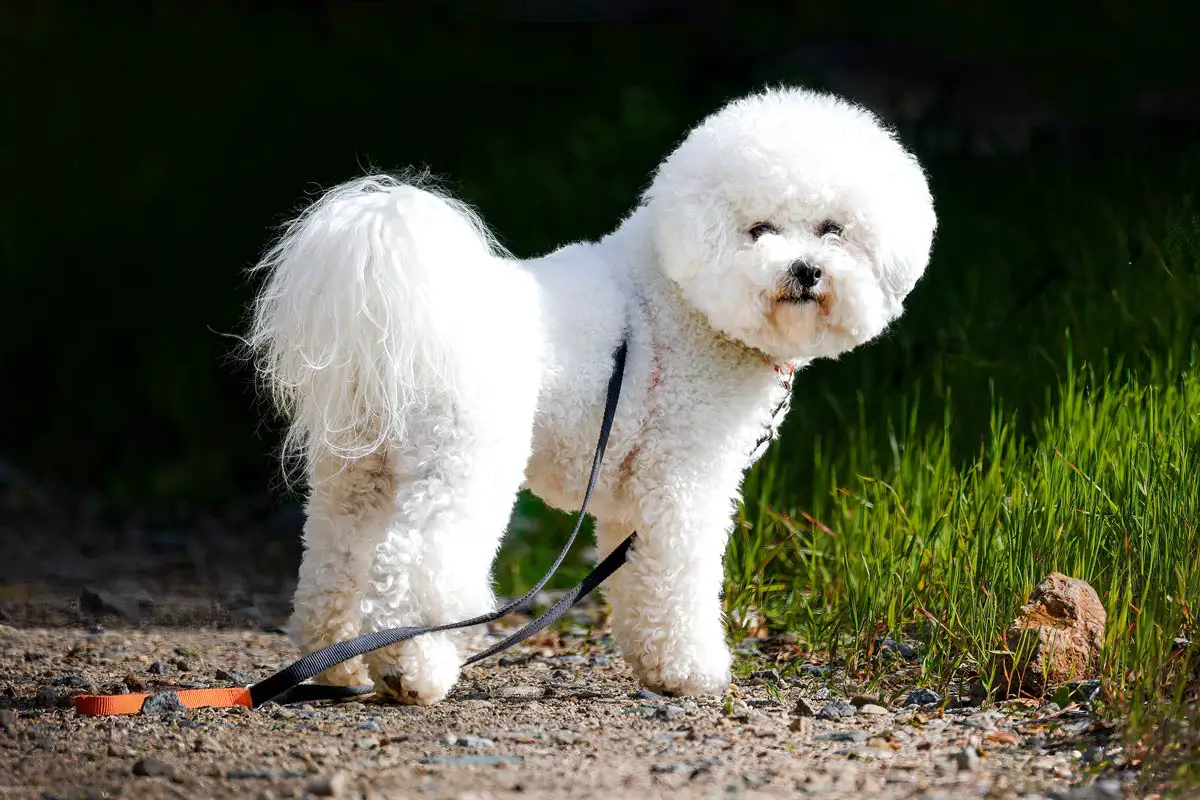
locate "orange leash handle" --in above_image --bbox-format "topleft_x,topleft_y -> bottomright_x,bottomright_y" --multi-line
73,687 -> 252,716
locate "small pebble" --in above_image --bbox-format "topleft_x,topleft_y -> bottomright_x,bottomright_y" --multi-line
147,662 -> 167,675
951,746 -> 980,772
858,704 -> 889,716
447,735 -> 494,748
0,709 -> 16,736
874,637 -> 918,660
749,669 -> 782,685
902,688 -> 942,707
34,686 -> 59,708
816,700 -> 856,720
497,655 -> 533,667
494,685 -> 543,700
132,757 -> 175,778
793,697 -> 815,717
637,689 -> 668,702
815,730 -> 870,743
193,734 -> 221,753
655,704 -> 687,721
306,772 -> 349,797
1091,779 -> 1123,799
52,674 -> 92,690
545,655 -> 587,666
215,668 -> 257,685
107,741 -> 136,758
849,694 -> 881,708
357,719 -> 380,731
789,717 -> 813,739
588,654 -> 613,668
140,691 -> 188,717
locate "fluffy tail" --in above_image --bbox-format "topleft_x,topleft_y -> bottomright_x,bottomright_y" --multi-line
248,174 -> 505,468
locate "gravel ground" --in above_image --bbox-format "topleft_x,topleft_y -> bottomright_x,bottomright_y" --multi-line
0,487 -> 1137,799
0,621 -> 1135,800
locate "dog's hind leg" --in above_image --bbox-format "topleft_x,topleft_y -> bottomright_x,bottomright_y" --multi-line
358,404 -> 535,705
289,450 -> 399,687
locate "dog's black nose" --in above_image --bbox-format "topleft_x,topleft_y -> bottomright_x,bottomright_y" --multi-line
789,260 -> 822,289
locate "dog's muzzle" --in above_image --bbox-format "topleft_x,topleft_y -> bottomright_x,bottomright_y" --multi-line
779,259 -> 823,303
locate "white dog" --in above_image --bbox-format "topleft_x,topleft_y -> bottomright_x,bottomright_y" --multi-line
248,86 -> 936,705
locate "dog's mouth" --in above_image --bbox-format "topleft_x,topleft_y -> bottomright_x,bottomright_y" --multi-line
774,286 -> 833,318
778,290 -> 818,305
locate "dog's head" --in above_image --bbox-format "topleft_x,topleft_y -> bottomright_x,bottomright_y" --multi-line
644,86 -> 936,361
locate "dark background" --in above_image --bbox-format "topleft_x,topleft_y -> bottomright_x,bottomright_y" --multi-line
3,0 -> 1199,524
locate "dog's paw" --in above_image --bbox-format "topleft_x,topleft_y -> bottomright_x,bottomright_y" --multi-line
627,638 -> 733,697
365,634 -> 461,706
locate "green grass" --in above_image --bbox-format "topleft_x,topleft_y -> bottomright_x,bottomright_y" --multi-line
496,146 -> 1200,792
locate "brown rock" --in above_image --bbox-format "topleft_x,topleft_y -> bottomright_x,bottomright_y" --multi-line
1002,573 -> 1105,696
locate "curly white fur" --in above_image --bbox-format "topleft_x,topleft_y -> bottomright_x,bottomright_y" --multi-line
248,86 -> 936,703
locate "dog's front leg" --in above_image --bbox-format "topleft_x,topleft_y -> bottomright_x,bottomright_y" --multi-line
596,488 -> 734,696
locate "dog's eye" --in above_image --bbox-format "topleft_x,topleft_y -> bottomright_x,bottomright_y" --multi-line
816,220 -> 843,237
748,222 -> 778,240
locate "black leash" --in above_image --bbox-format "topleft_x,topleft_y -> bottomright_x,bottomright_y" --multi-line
247,338 -> 635,707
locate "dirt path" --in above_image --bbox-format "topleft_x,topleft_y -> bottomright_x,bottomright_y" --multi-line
0,497 -> 1131,798
1,620 -> 1130,800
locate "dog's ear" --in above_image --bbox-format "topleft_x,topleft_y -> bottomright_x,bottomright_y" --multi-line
645,186 -> 734,287
871,172 -> 937,317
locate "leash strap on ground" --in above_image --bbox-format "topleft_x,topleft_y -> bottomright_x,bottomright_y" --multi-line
74,338 -> 634,716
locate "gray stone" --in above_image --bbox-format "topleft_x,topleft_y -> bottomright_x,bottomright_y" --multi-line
902,688 -> 942,707
215,668 -> 257,685
816,700 -> 856,720
140,691 -> 188,717
545,655 -> 587,666
447,735 -> 494,748
34,686 -> 59,708
874,636 -> 919,660
749,669 -> 783,684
